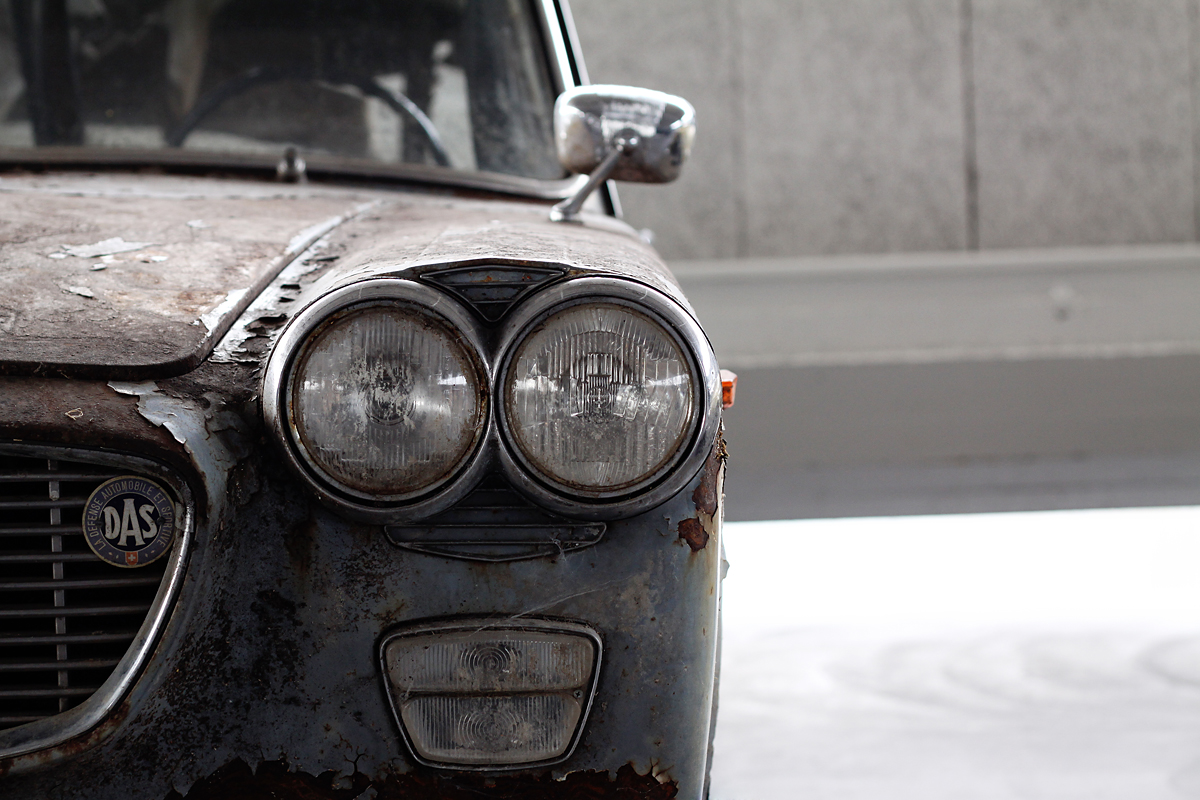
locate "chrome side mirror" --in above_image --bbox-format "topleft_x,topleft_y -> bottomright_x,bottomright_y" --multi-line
550,85 -> 695,223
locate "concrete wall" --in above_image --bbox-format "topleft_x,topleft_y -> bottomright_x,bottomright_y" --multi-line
570,1 -> 1200,521
673,247 -> 1200,520
570,0 -> 1200,261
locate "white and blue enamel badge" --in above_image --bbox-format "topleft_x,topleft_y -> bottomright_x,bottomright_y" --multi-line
82,476 -> 176,568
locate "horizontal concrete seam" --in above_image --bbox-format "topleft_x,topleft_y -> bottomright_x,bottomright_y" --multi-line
671,250 -> 1200,280
716,341 -> 1200,370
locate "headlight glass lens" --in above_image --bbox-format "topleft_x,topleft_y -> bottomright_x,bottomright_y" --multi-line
291,305 -> 483,499
504,302 -> 695,494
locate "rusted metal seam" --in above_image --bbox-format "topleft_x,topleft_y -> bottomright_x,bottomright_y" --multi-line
196,201 -> 384,357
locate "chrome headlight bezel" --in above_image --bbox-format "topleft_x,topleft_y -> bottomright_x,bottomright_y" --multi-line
495,277 -> 721,520
263,279 -> 492,523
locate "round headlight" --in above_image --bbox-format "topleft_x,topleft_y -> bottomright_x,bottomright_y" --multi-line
288,303 -> 485,501
502,300 -> 697,496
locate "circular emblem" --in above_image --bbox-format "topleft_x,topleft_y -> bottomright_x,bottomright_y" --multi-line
83,476 -> 176,568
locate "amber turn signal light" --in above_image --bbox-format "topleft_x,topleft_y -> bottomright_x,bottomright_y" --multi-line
720,369 -> 737,409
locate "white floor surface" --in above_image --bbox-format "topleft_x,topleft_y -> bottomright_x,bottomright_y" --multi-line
710,507 -> 1200,799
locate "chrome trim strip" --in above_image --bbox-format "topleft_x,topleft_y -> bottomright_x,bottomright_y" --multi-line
0,445 -> 194,760
377,616 -> 602,771
537,0 -> 577,96
262,279 -> 494,523
555,0 -> 591,86
494,277 -> 723,520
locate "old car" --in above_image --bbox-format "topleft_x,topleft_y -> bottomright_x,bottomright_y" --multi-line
0,1 -> 729,798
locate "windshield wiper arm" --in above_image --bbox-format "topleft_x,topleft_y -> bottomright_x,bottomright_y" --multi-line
163,66 -> 451,168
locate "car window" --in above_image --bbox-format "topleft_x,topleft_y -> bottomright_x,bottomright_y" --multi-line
0,0 -> 563,179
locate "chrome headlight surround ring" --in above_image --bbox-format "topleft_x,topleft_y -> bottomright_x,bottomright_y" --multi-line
495,276 -> 722,520
263,279 -> 492,523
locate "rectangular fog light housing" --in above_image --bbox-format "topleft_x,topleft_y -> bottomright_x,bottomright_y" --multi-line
379,619 -> 601,769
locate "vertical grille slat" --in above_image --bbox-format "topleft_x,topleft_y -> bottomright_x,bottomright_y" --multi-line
0,453 -> 174,732
48,459 -> 67,712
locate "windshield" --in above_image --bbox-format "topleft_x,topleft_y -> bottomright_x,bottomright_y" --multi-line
0,0 -> 564,180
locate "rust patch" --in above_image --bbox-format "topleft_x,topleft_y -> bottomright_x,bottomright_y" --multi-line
164,759 -> 370,800
677,517 -> 709,552
691,433 -> 726,517
245,314 -> 289,333
166,760 -> 677,800
371,764 -> 678,799
0,697 -> 132,777
681,432 -> 726,552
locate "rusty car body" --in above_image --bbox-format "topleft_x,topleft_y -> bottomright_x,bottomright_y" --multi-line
0,1 -> 726,798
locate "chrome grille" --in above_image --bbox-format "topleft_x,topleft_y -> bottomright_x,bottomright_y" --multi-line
0,455 -> 170,731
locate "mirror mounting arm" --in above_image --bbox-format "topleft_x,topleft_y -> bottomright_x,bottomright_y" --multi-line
549,135 -> 638,223
549,85 -> 694,224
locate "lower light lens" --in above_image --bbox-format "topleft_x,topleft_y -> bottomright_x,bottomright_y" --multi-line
385,631 -> 593,693
401,695 -> 582,765
382,627 -> 598,767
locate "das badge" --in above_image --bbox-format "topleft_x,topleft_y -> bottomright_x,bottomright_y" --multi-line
83,476 -> 176,568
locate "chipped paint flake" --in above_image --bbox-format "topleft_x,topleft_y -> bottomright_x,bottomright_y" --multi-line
210,234 -> 341,363
61,237 -> 154,258
199,289 -> 249,333
63,285 -> 95,298
108,381 -> 235,505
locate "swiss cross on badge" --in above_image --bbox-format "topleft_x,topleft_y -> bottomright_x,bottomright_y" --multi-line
82,476 -> 176,568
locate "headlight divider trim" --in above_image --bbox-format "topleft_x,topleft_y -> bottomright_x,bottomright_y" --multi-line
266,272 -> 720,524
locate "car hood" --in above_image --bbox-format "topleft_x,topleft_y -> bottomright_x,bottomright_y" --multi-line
0,172 -> 680,379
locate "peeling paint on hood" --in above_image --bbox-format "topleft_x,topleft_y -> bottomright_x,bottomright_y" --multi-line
0,171 -> 680,381
59,237 -> 155,259
197,289 -> 249,334
0,172 -> 378,378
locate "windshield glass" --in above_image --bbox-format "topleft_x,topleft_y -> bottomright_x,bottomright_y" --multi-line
0,0 -> 563,180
